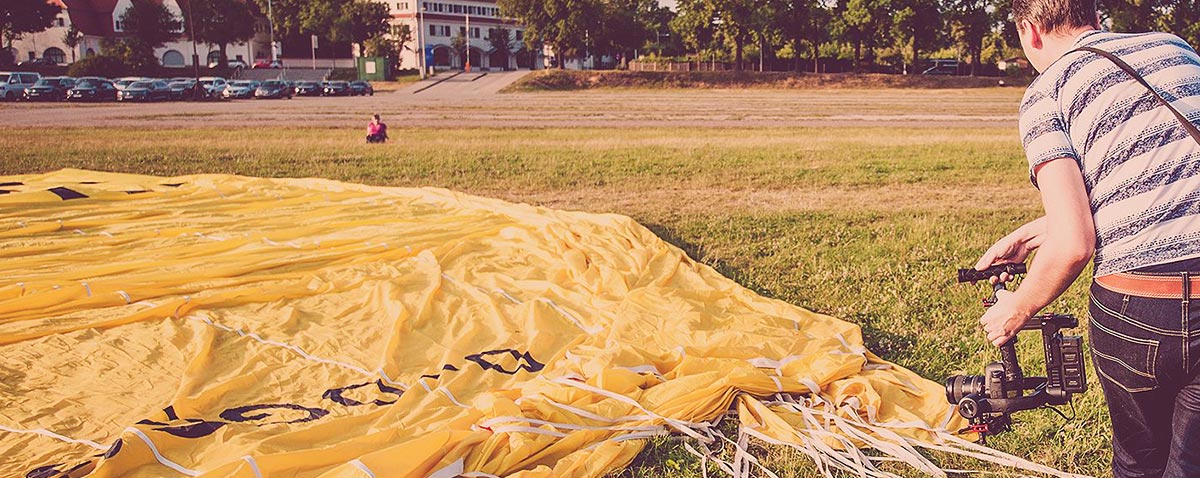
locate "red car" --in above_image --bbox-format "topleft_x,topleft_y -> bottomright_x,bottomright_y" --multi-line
252,60 -> 283,69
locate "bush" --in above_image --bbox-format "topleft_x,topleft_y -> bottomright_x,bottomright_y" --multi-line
67,55 -> 131,78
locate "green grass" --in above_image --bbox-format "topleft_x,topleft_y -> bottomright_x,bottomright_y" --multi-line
0,124 -> 1108,477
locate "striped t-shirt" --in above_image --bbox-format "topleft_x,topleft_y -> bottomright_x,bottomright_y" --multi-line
1020,30 -> 1200,276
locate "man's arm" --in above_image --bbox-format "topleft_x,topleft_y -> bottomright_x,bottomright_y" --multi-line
974,216 -> 1047,283
980,158 -> 1095,346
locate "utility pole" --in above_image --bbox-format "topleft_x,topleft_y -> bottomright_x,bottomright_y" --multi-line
186,0 -> 201,100
464,12 -> 470,72
267,0 -> 276,61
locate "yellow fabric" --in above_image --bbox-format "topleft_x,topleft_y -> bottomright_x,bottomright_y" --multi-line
0,169 -> 967,478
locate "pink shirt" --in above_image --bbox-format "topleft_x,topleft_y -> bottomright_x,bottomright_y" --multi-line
368,122 -> 382,135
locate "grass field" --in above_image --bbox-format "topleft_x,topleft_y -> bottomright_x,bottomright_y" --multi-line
1,88 -> 1109,477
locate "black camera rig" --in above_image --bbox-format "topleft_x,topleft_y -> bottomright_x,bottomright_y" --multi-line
944,263 -> 1088,443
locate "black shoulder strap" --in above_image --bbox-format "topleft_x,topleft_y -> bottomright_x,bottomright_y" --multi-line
1074,45 -> 1200,145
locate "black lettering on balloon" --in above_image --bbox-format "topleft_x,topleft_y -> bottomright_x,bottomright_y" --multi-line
323,380 -> 404,407
152,420 -> 225,439
103,438 -> 122,459
25,464 -> 62,478
47,187 -> 87,200
465,349 -> 545,375
164,406 -> 179,421
219,404 -> 329,425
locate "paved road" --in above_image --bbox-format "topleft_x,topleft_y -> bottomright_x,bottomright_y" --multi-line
405,70 -> 532,97
1,76 -> 1023,129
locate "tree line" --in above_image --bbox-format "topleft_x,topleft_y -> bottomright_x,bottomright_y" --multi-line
500,0 -> 1200,73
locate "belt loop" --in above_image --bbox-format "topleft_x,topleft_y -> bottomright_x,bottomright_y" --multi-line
1184,272 -> 1192,304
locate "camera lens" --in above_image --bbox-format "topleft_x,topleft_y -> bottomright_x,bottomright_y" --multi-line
945,374 -> 986,403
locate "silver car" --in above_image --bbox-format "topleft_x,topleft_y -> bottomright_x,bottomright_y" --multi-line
0,72 -> 41,101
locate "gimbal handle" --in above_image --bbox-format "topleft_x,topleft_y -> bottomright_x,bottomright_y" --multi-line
991,282 -> 1025,390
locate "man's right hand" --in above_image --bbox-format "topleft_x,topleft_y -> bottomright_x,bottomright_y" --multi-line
973,217 -> 1046,284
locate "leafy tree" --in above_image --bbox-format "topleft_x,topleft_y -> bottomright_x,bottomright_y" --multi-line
364,36 -> 400,68
771,0 -> 830,72
671,0 -> 719,61
836,0 -> 892,71
641,4 -> 680,57
674,0 -> 767,70
1161,0 -> 1200,46
119,0 -> 182,50
1,0 -> 61,52
487,27 -> 514,67
343,1 -> 389,56
392,23 -> 414,67
948,0 -> 991,75
63,24 -> 83,63
593,0 -> 654,65
1099,0 -> 1162,32
891,0 -> 941,74
499,0 -> 600,68
183,0 -> 257,68
450,32 -> 467,65
101,37 -> 157,73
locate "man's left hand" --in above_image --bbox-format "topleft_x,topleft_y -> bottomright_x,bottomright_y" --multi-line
980,290 -> 1033,347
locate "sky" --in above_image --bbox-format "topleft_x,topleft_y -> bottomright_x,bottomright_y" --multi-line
658,0 -> 677,10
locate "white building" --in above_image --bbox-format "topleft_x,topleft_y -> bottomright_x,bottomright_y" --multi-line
378,0 -> 541,71
5,0 -> 271,68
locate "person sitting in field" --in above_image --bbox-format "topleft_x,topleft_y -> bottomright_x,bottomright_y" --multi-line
366,114 -> 388,143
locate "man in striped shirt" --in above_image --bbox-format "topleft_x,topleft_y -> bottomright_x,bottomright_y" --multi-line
973,0 -> 1200,476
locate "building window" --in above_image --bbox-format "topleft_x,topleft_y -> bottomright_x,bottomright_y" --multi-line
56,17 -> 65,27
162,50 -> 185,67
441,25 -> 450,36
471,27 -> 479,39
429,24 -> 437,36
114,20 -> 124,31
515,30 -> 523,41
43,47 -> 65,64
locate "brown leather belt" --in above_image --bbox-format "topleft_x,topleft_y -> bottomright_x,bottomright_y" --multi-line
1096,272 -> 1200,299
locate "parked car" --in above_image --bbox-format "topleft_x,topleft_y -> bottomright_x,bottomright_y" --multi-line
167,79 -> 198,100
208,58 -> 248,69
293,81 -> 322,97
222,80 -> 260,99
23,76 -> 75,101
0,71 -> 41,101
198,77 -> 228,97
251,59 -> 283,69
66,78 -> 118,102
322,81 -> 350,96
118,80 -> 170,102
17,58 -> 55,67
113,77 -> 152,91
348,81 -> 373,96
254,79 -> 293,99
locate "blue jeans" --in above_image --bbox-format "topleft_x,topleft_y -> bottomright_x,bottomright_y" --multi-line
1090,278 -> 1200,478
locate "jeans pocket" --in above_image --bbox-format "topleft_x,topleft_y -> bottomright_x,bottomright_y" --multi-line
1090,309 -> 1160,393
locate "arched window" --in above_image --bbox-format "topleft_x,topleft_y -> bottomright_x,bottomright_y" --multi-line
43,47 -> 66,64
85,48 -> 96,57
162,50 -> 184,67
207,51 -> 221,65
